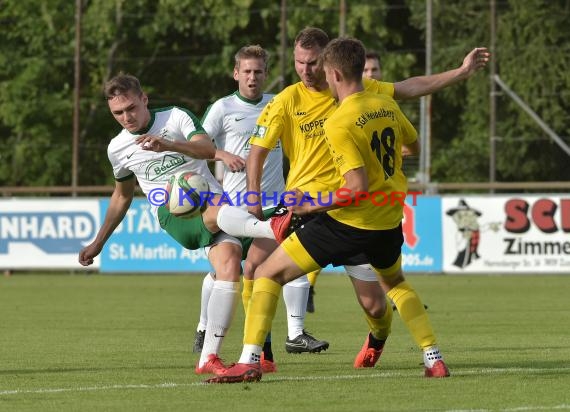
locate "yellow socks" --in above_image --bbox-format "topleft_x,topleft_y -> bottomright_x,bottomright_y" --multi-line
365,300 -> 393,341
387,280 -> 436,349
242,278 -> 254,313
307,269 -> 320,287
244,277 -> 282,346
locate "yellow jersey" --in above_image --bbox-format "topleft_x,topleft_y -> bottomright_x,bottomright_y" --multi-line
250,79 -> 394,197
325,90 -> 417,230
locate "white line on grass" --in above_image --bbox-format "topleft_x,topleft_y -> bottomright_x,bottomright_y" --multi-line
264,365 -> 570,381
447,406 -> 570,412
0,382 -> 195,396
1,366 -> 569,401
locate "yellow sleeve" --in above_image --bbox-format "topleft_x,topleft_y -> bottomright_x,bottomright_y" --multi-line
249,96 -> 283,150
363,78 -> 395,97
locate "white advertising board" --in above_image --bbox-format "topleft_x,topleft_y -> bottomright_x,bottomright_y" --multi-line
442,195 -> 570,273
0,199 -> 100,269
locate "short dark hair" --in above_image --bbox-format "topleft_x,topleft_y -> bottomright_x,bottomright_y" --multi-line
294,27 -> 330,49
320,37 -> 365,80
234,44 -> 269,71
365,50 -> 382,68
104,73 -> 143,100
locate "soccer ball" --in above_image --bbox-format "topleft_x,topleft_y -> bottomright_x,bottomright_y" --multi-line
166,171 -> 209,219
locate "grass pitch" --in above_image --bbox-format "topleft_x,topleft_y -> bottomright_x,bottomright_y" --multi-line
1,273 -> 569,411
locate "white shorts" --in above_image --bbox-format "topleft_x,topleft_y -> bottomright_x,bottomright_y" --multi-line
204,232 -> 242,257
344,264 -> 379,282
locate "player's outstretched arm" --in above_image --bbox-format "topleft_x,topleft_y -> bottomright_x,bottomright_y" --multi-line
136,133 -> 216,160
393,47 -> 490,100
78,178 -> 136,266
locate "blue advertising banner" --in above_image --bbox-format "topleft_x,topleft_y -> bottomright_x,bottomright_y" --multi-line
401,196 -> 443,272
99,196 -> 443,273
99,198 -> 212,273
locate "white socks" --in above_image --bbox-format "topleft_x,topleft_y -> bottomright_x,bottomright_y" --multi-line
239,344 -> 262,364
283,275 -> 310,339
423,346 -> 444,368
216,205 -> 275,239
197,272 -> 215,332
198,280 -> 240,367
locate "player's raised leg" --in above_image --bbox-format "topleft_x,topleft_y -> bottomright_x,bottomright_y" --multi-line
216,204 -> 302,243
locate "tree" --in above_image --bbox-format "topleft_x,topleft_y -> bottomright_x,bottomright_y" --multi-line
0,0 -> 280,187
2,0 -> 566,189
493,0 -> 570,182
407,0 -> 570,183
0,1 -> 76,187
77,0 -> 282,186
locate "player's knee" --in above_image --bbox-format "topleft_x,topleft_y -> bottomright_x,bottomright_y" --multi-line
361,296 -> 387,318
210,254 -> 242,280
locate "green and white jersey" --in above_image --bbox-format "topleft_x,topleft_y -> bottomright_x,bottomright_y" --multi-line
202,92 -> 284,207
108,106 -> 222,215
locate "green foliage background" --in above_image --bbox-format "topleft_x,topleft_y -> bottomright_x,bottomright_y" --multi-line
1,0 -> 568,187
